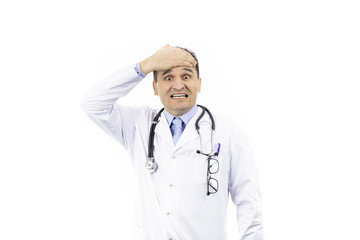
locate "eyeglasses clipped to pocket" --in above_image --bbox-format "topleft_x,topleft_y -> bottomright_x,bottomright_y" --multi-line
192,152 -> 220,196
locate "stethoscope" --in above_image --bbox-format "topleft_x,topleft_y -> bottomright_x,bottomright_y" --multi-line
145,104 -> 217,173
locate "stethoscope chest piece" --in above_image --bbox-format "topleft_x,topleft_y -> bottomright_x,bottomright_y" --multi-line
145,157 -> 158,174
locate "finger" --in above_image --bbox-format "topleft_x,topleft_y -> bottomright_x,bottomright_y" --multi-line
184,56 -> 197,67
175,56 -> 196,68
179,50 -> 197,67
175,60 -> 195,68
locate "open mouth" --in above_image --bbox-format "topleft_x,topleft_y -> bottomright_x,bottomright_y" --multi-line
170,94 -> 188,99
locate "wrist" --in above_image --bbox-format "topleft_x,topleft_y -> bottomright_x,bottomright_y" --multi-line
139,57 -> 153,75
134,62 -> 146,78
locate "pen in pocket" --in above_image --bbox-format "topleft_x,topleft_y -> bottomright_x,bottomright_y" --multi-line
216,143 -> 221,156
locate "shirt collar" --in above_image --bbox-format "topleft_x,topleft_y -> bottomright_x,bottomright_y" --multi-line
163,105 -> 198,126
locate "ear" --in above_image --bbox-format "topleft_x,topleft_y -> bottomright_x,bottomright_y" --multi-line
197,77 -> 202,92
153,80 -> 159,95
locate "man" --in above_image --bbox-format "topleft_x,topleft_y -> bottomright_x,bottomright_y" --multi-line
81,45 -> 263,239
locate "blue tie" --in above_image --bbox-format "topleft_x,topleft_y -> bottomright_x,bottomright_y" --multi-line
171,117 -> 183,145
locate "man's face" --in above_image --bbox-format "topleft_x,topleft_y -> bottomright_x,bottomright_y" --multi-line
153,66 -> 201,116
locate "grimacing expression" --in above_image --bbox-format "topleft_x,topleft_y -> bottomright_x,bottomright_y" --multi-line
153,66 -> 201,117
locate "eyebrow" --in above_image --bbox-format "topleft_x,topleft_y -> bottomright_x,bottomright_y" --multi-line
161,68 -> 194,77
182,68 -> 194,74
162,69 -> 172,77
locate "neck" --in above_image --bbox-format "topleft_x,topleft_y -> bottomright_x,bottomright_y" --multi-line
165,106 -> 196,117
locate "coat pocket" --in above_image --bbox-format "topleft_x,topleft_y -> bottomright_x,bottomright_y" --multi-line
192,155 -> 208,184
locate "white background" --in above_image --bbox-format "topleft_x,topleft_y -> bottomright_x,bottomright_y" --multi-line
1,0 -> 359,239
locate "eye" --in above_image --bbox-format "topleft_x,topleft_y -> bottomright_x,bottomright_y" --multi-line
183,75 -> 190,80
165,76 -> 172,81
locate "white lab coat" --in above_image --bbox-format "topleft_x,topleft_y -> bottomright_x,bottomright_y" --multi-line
81,66 -> 263,240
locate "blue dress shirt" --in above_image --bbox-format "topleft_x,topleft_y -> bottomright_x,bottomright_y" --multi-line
163,105 -> 198,133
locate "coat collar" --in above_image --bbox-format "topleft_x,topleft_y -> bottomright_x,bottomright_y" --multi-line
163,105 -> 198,126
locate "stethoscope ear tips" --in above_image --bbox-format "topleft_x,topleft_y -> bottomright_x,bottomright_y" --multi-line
196,150 -> 218,157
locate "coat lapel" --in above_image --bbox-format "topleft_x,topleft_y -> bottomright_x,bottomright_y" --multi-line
154,107 -> 212,152
154,112 -> 174,148
173,108 -> 203,152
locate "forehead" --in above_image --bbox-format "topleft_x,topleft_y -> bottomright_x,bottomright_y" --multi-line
159,66 -> 197,76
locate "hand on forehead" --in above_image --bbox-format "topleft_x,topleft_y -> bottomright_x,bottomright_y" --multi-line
140,44 -> 197,76
152,45 -> 197,72
169,46 -> 197,66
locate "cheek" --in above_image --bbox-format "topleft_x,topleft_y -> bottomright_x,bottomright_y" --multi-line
154,83 -> 167,96
158,88 -> 169,100
188,82 -> 201,93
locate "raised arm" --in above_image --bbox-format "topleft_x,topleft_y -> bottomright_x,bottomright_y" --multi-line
81,45 -> 197,149
81,65 -> 145,149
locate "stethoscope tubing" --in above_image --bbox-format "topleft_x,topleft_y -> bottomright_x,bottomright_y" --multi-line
146,105 -> 215,173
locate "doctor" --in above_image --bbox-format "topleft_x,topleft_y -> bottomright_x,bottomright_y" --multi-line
81,45 -> 263,240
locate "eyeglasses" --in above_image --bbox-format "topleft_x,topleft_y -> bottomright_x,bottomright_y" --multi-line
207,156 -> 219,195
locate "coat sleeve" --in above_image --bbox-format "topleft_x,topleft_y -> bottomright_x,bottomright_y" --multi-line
228,127 -> 263,240
81,65 -> 148,151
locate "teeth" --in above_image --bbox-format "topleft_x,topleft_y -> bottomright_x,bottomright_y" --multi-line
171,94 -> 188,98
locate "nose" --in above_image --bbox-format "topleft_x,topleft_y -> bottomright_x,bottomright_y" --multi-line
172,76 -> 185,90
